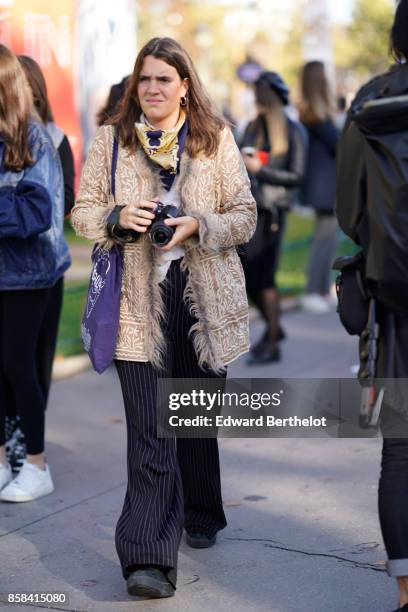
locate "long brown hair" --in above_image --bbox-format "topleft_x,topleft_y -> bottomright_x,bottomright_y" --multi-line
109,37 -> 226,158
254,79 -> 288,157
0,45 -> 34,171
18,55 -> 53,124
299,61 -> 335,124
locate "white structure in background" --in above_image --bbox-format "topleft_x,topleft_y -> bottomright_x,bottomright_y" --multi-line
75,0 -> 137,153
302,0 -> 334,79
0,4 -> 12,48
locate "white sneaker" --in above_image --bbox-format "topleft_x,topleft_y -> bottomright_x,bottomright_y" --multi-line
0,463 -> 12,490
0,461 -> 54,502
300,293 -> 331,314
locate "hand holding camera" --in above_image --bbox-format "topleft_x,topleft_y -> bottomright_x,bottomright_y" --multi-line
118,200 -> 198,249
149,202 -> 180,247
158,214 -> 199,251
119,200 -> 157,233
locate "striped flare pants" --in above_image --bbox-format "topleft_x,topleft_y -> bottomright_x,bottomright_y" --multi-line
115,260 -> 227,587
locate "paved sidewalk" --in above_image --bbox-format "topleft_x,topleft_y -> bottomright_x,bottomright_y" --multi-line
0,310 -> 397,612
65,244 -> 92,283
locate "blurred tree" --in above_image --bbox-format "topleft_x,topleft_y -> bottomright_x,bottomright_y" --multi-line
280,6 -> 305,94
136,0 -> 303,120
334,0 -> 394,78
135,0 -> 396,111
137,0 -> 254,121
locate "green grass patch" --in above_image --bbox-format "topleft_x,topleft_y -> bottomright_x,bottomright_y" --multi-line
57,282 -> 87,357
277,211 -> 357,295
64,219 -> 90,247
57,222 -> 90,357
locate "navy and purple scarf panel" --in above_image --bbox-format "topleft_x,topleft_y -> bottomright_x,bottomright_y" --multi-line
143,120 -> 188,192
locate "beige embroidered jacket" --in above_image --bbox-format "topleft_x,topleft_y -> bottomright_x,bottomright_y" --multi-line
72,125 -> 256,372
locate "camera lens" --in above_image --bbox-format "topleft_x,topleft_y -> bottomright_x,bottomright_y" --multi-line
154,230 -> 168,244
151,226 -> 172,246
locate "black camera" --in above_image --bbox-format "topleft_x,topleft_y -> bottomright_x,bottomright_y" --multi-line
149,202 -> 180,247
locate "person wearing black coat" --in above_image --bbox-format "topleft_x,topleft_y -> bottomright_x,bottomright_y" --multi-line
241,71 -> 306,364
336,3 -> 408,610
299,61 -> 340,314
96,76 -> 129,126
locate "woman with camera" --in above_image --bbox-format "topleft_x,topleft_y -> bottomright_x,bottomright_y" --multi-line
336,2 -> 408,609
240,71 -> 306,365
72,37 -> 256,599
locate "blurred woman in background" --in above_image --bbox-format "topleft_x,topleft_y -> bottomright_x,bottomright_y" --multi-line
97,76 -> 129,127
0,45 -> 70,502
241,71 -> 306,364
19,54 -> 75,403
299,61 -> 340,314
19,56 -> 75,217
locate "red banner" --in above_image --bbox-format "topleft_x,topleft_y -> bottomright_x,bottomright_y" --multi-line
0,0 -> 82,186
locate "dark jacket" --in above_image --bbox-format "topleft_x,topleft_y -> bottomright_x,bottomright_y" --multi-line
46,122 -> 75,215
337,63 -> 408,315
242,115 -> 306,210
337,63 -> 408,421
302,119 -> 339,214
0,121 -> 71,290
240,115 -> 306,263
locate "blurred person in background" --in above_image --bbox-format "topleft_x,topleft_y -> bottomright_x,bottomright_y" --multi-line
299,61 -> 340,314
3,56 -> 76,475
0,45 -> 71,502
337,1 -> 408,609
335,95 -> 347,131
19,56 -> 75,217
240,71 -> 306,364
72,37 -> 255,598
97,75 -> 129,126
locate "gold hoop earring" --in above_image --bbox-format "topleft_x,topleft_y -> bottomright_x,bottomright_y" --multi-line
180,96 -> 187,107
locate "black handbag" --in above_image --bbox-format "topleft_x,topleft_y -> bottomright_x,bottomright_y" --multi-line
241,208 -> 280,261
333,251 -> 369,336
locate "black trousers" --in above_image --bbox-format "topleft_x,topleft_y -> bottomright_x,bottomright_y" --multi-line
2,278 -> 64,455
115,261 -> 227,587
0,288 -> 50,454
37,277 -> 64,408
4,278 -> 64,421
379,408 -> 408,577
377,311 -> 408,577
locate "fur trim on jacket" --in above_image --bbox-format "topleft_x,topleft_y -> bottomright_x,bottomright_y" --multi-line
72,125 -> 256,373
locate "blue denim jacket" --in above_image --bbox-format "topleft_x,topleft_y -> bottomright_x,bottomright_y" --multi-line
0,121 -> 71,290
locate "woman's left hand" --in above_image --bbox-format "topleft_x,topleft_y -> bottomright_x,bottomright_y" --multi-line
243,154 -> 262,175
156,216 -> 199,252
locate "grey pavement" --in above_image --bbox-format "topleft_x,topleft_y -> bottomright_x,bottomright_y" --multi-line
65,244 -> 92,283
0,309 -> 397,612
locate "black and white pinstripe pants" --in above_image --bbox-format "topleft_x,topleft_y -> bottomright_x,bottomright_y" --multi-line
115,260 -> 227,586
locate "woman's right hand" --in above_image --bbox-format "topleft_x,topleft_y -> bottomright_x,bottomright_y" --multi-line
118,200 -> 157,233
